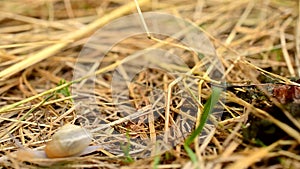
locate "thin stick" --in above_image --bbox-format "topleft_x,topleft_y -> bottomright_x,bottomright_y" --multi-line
134,0 -> 150,37
280,17 -> 295,76
296,0 -> 300,76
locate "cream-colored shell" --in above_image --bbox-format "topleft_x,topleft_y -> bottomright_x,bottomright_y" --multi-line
45,124 -> 92,158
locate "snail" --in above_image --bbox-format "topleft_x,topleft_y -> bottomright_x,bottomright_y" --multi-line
45,124 -> 92,158
10,124 -> 101,163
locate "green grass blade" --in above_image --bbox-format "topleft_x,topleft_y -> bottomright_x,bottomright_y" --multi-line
184,87 -> 222,163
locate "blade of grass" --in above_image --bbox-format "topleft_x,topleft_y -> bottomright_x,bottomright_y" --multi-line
184,87 -> 222,164
153,155 -> 160,169
57,79 -> 73,102
121,131 -> 134,163
185,87 -> 222,145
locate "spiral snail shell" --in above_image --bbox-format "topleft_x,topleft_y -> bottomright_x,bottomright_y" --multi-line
45,124 -> 92,158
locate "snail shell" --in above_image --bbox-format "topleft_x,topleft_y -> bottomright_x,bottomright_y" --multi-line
45,124 -> 92,158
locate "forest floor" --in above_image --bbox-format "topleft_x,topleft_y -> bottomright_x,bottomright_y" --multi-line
0,0 -> 299,168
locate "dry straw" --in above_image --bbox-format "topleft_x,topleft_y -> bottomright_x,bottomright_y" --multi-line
0,0 -> 299,168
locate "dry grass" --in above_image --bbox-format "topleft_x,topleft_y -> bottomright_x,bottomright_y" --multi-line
0,0 -> 300,168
